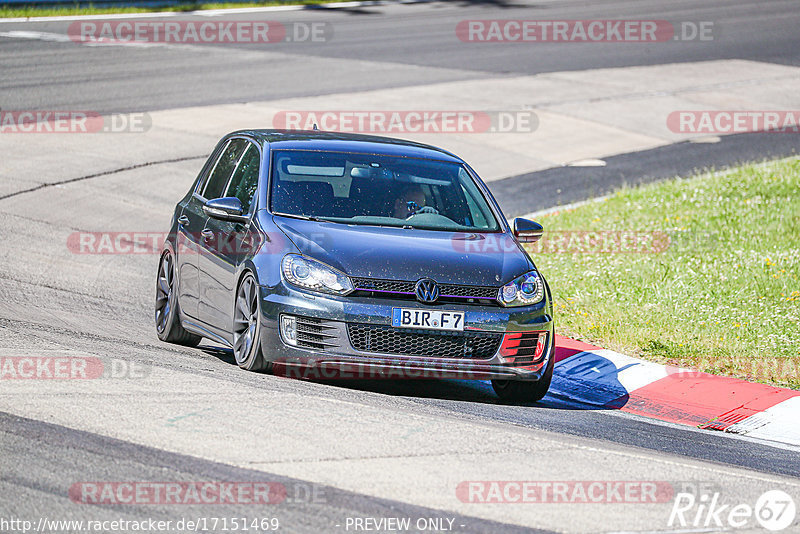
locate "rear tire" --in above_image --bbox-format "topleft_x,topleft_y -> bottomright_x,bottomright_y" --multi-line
232,272 -> 271,372
155,250 -> 202,347
491,334 -> 554,403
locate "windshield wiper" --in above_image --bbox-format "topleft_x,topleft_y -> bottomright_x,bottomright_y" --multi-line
280,213 -> 333,223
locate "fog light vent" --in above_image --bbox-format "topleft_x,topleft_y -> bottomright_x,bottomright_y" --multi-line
500,331 -> 547,364
282,315 -> 339,350
281,315 -> 297,346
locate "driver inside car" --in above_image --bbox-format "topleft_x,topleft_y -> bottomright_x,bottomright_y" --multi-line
391,184 -> 429,219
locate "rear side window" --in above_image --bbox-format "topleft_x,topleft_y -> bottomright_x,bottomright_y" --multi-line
225,143 -> 261,214
202,138 -> 249,200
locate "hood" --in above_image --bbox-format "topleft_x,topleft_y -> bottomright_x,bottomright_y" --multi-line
274,216 -> 533,287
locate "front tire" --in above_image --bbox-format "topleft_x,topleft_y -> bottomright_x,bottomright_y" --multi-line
155,250 -> 202,347
232,272 -> 270,372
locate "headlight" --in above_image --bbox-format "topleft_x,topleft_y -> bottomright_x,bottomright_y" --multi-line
281,254 -> 354,296
497,270 -> 545,307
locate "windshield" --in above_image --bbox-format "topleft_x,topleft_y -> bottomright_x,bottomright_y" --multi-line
269,150 -> 501,231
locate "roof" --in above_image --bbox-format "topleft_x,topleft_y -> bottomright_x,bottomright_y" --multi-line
229,129 -> 464,163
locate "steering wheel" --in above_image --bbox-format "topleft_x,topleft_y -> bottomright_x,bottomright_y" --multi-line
407,205 -> 439,219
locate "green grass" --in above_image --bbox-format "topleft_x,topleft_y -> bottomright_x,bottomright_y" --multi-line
0,0 -> 354,18
526,158 -> 800,389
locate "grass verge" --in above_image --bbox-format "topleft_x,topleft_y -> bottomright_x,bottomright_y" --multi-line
0,0 -> 356,18
526,158 -> 800,389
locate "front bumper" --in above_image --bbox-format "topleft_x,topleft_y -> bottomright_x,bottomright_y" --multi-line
258,282 -> 554,381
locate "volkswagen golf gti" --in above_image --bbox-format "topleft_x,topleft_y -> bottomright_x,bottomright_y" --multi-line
155,130 -> 555,401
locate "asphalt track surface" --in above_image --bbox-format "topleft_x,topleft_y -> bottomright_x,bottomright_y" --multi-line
494,131 -> 800,216
1,412 -> 545,534
0,0 -> 799,112
1,1 -> 799,533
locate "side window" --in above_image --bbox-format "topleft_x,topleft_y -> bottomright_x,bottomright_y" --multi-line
194,140 -> 227,195
458,168 -> 493,228
461,184 -> 489,227
202,138 -> 248,200
225,143 -> 261,214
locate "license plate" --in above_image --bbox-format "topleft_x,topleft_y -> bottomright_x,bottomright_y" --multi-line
391,308 -> 464,331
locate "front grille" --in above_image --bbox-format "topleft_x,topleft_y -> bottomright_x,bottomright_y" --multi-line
352,278 -> 416,294
439,284 -> 498,300
296,316 -> 338,350
347,323 -> 502,360
351,278 -> 499,303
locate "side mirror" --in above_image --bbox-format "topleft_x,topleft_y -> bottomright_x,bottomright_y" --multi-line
203,197 -> 249,223
513,218 -> 543,243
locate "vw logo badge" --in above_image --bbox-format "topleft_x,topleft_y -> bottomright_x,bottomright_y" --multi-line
415,278 -> 439,303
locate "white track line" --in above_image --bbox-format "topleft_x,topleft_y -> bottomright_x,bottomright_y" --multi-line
0,29 -> 200,49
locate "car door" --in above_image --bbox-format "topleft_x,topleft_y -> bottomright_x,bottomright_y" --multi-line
175,141 -> 229,319
197,138 -> 259,334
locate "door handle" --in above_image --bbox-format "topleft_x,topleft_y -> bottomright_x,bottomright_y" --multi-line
177,215 -> 189,225
201,229 -> 215,241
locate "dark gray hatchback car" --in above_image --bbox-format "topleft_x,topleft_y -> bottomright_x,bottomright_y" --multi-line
156,130 -> 554,401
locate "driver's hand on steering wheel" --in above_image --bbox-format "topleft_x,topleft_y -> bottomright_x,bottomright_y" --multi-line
405,202 -> 439,218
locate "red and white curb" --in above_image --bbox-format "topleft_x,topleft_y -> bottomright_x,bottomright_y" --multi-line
552,336 -> 800,447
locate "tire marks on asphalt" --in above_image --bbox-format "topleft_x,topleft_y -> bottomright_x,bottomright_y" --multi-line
0,155 -> 206,201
